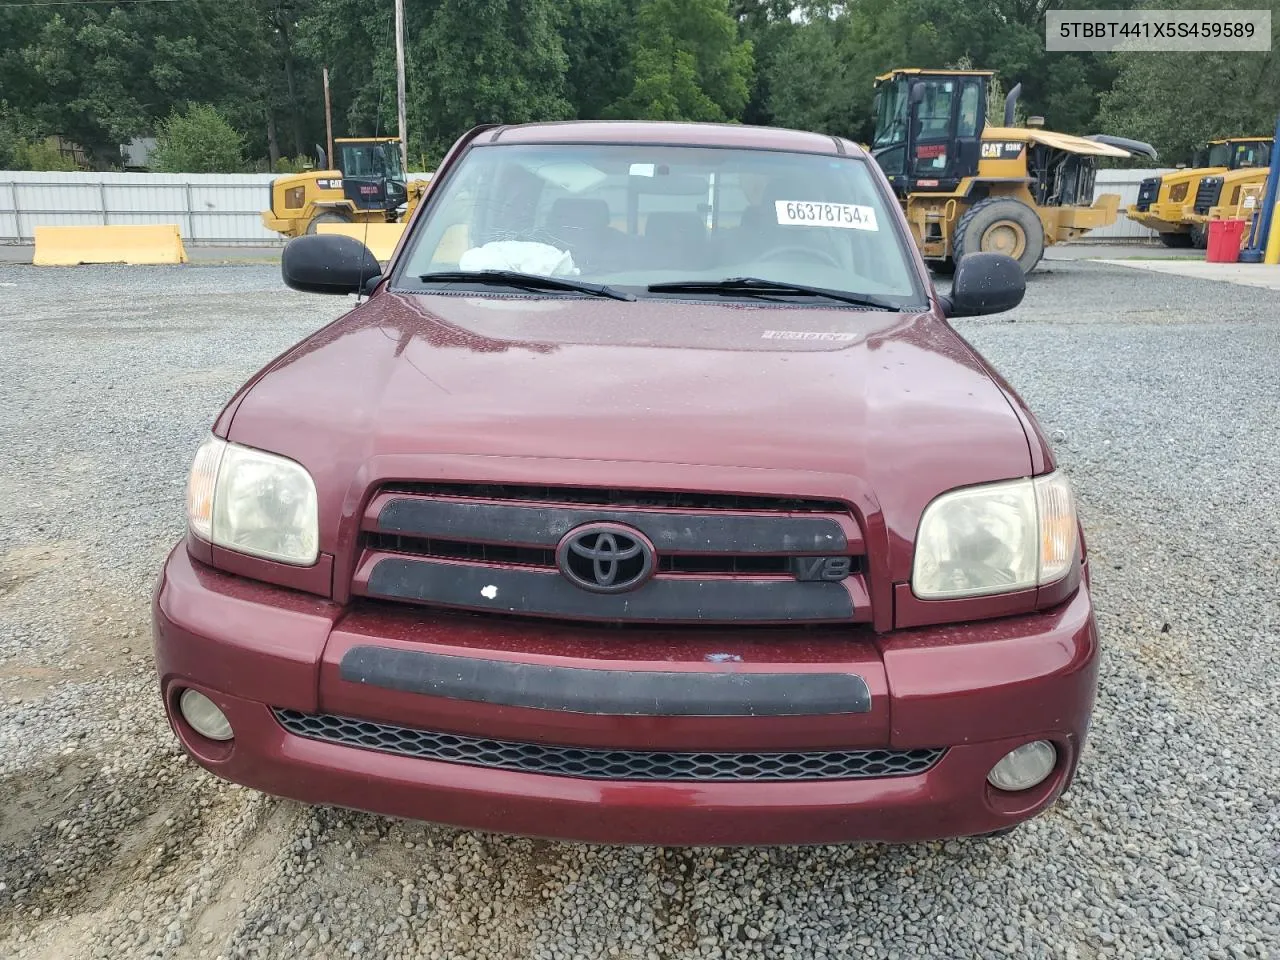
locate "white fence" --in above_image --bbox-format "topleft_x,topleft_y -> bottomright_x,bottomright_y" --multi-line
1,168 -> 1162,245
1090,168 -> 1167,240
0,171 -> 434,246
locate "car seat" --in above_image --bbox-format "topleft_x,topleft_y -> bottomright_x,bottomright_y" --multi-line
642,211 -> 710,271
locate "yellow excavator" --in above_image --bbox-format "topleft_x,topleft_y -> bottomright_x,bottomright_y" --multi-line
1127,137 -> 1273,248
261,137 -> 427,239
869,67 -> 1157,274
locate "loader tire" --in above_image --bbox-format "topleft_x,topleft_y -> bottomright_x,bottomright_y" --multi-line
1189,224 -> 1209,250
1157,231 -> 1194,248
305,211 -> 352,235
953,198 -> 1046,275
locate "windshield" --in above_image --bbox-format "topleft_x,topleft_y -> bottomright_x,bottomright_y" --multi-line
1207,143 -> 1231,167
873,79 -> 908,148
382,142 -> 404,179
341,142 -> 403,179
1231,140 -> 1270,169
396,143 -> 922,304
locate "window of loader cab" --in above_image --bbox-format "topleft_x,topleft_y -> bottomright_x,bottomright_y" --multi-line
396,142 -> 924,303
1207,143 -> 1231,167
873,80 -> 909,149
909,80 -> 956,176
341,142 -> 401,178
915,80 -> 956,140
1232,141 -> 1269,169
957,81 -> 982,137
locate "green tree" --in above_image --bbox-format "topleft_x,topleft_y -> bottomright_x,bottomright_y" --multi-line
1099,52 -> 1280,162
731,0 -> 798,126
611,0 -> 754,122
153,104 -> 246,172
0,0 -> 284,167
8,137 -> 79,172
766,11 -> 859,138
765,0 -> 1130,142
561,0 -> 636,119
0,102 -> 29,168
409,0 -> 573,157
297,0 -> 397,144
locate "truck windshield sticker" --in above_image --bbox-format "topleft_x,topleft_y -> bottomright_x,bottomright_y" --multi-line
775,201 -> 878,231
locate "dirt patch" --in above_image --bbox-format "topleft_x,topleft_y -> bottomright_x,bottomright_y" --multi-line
0,543 -> 75,598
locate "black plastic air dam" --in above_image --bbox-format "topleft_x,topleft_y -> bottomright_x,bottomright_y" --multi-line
339,645 -> 873,716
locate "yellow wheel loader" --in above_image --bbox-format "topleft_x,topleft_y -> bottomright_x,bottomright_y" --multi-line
1182,142 -> 1272,250
869,68 -> 1157,274
1127,137 -> 1273,248
261,137 -> 427,239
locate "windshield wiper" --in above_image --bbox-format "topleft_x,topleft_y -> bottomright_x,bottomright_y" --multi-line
418,270 -> 634,301
646,277 -> 905,311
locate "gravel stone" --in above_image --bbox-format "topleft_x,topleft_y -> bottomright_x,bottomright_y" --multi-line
0,257 -> 1277,959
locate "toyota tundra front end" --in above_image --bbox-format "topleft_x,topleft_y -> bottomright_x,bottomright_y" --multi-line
152,120 -> 1099,846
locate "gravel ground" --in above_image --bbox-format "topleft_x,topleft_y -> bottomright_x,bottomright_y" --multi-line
0,258 -> 1276,960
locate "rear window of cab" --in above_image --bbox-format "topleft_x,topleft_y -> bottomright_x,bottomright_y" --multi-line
393,143 -> 925,305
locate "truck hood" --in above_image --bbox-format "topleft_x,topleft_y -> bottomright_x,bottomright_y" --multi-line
225,291 -> 1036,581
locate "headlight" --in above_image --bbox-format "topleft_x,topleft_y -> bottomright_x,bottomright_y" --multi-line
911,473 -> 1078,600
185,434 -> 319,565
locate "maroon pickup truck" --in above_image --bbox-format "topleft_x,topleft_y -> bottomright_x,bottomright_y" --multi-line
152,120 -> 1098,846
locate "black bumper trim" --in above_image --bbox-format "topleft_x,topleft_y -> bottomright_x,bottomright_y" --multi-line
339,645 -> 873,716
364,557 -> 857,623
377,498 -> 848,554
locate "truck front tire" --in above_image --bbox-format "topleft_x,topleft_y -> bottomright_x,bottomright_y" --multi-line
305,211 -> 353,235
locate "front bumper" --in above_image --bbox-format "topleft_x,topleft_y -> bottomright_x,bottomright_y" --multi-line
1126,206 -> 1191,234
1052,193 -> 1121,236
260,211 -> 296,235
153,545 -> 1100,846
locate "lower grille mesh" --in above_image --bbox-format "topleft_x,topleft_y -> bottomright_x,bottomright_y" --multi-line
273,709 -> 944,782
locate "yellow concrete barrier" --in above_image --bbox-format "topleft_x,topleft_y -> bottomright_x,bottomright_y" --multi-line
315,223 -> 405,262
33,224 -> 188,266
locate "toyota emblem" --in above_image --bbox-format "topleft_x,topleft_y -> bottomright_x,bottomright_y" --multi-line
556,522 -> 656,594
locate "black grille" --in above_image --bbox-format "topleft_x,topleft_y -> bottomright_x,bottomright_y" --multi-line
363,533 -> 852,576
359,482 -> 866,624
1134,176 -> 1160,211
380,482 -> 848,514
1194,178 -> 1223,215
273,709 -> 944,782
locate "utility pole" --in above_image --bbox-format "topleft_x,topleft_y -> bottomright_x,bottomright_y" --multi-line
322,67 -> 334,171
394,0 -> 408,172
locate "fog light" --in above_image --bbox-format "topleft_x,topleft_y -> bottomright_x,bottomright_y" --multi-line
987,740 -> 1056,791
179,688 -> 234,741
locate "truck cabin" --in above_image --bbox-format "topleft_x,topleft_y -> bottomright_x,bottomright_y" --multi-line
870,69 -> 994,196
330,137 -> 408,212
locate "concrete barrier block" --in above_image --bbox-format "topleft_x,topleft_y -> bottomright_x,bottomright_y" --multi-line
315,223 -> 405,262
33,224 -> 189,266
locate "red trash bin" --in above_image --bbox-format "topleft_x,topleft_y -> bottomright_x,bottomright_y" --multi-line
1206,218 -> 1247,262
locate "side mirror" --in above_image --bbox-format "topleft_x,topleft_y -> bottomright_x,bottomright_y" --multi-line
939,252 -> 1025,318
281,234 -> 382,295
